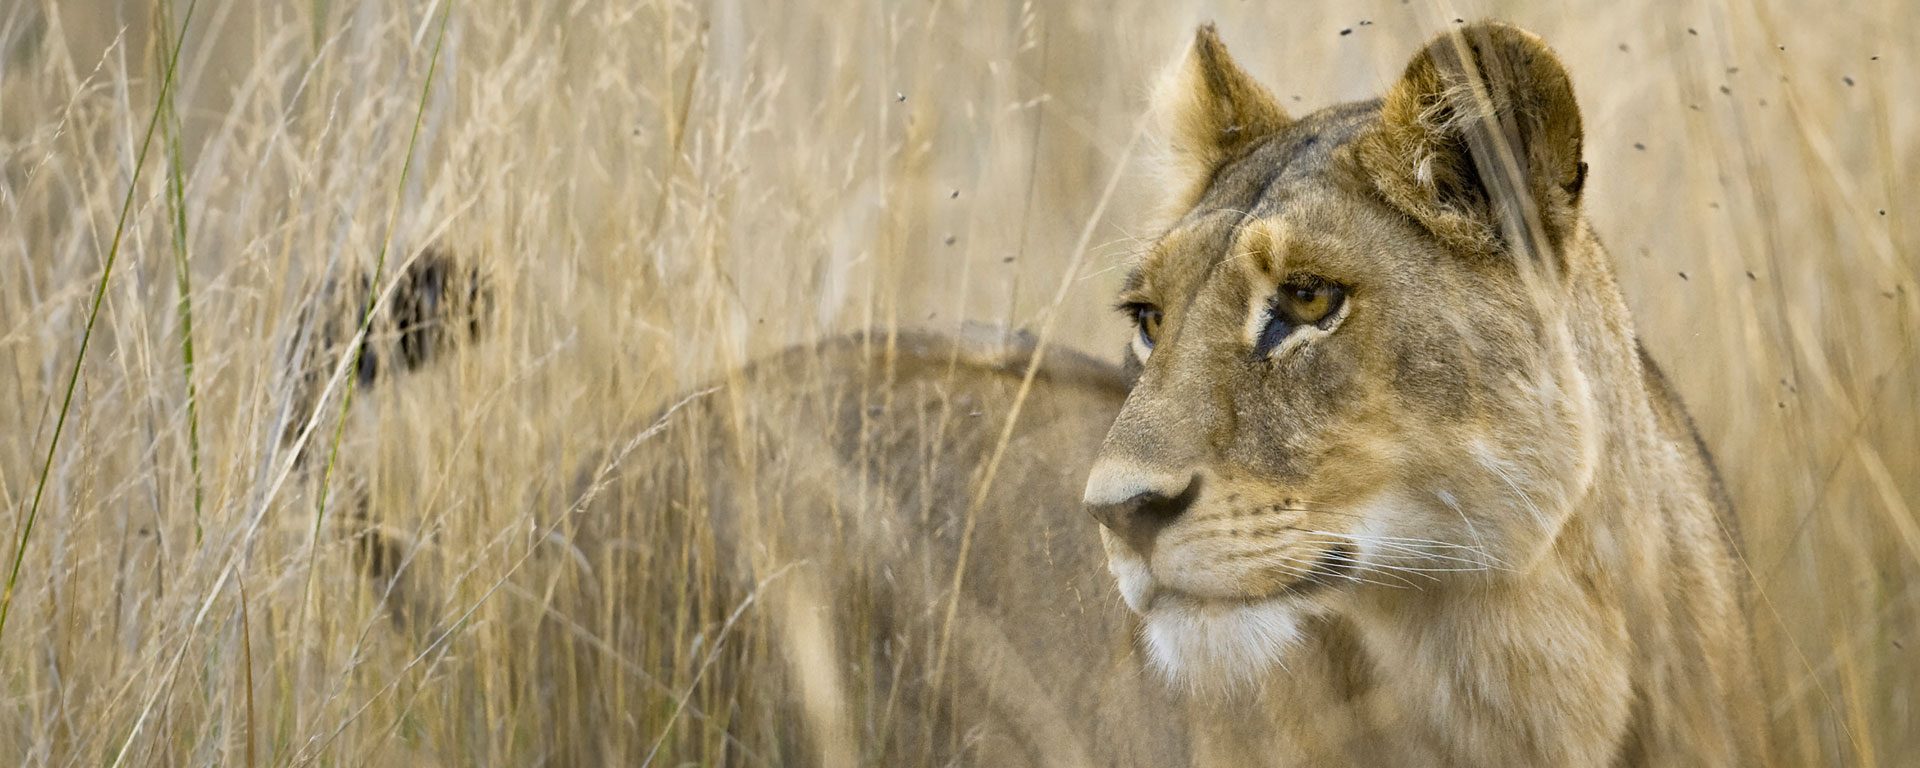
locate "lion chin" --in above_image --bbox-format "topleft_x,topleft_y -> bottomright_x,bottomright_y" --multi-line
1140,596 -> 1306,694
1107,537 -> 1313,692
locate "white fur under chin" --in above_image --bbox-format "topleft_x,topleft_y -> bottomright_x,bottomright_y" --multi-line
1142,598 -> 1305,693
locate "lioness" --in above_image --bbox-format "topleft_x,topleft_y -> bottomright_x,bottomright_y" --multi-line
1082,20 -> 1768,766
332,20 -> 1768,768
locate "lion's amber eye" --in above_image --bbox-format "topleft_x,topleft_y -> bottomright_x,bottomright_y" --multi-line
1255,279 -> 1346,356
1281,282 -> 1343,327
1130,304 -> 1164,351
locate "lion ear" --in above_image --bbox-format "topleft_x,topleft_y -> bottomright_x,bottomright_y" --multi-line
1151,24 -> 1290,211
1350,21 -> 1585,260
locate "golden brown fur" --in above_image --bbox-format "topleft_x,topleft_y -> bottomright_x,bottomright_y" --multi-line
1083,21 -> 1769,766
327,21 -> 1770,767
555,328 -> 1181,766
342,326 -> 1209,765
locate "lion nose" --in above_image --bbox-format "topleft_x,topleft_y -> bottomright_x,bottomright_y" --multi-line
1083,467 -> 1201,556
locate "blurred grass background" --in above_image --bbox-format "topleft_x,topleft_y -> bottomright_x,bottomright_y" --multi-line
1,0 -> 1914,764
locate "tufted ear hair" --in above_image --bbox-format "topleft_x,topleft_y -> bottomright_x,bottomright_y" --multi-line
1349,21 -> 1585,263
1150,24 -> 1291,214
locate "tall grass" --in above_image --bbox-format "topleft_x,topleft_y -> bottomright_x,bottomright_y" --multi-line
1,0 -> 1914,764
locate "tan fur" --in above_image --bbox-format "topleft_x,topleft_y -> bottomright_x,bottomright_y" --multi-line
1085,21 -> 1770,766
331,22 -> 1770,767
349,327 -> 1217,765
556,329 -> 1282,765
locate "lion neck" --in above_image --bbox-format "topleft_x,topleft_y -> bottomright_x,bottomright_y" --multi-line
1324,226 -> 1683,761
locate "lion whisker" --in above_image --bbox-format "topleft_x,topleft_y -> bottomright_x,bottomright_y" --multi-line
1295,530 -> 1506,571
1271,552 -> 1425,590
1311,549 -> 1444,583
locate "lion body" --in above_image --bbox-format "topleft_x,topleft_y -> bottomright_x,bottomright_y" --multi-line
526,330 -> 1195,766
338,21 -> 1770,768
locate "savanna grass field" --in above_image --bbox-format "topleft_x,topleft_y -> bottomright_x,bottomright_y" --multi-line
2,0 -> 1916,764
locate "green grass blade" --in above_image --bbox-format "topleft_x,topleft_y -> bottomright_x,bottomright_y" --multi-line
158,0 -> 207,546
0,0 -> 201,645
299,0 -> 456,652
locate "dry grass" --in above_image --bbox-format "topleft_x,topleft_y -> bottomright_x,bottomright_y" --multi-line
1,0 -> 1915,764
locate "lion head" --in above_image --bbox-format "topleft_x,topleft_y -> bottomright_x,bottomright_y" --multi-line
1083,21 -> 1608,689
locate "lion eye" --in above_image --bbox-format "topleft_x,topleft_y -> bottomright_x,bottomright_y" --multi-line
1255,279 -> 1346,356
1132,305 -> 1164,351
1282,283 -> 1343,326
